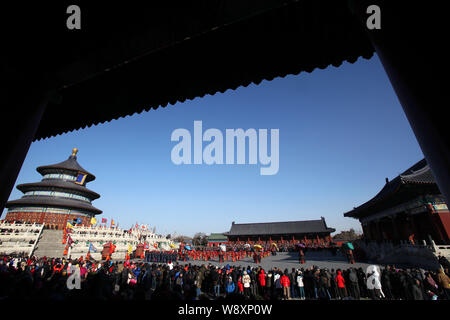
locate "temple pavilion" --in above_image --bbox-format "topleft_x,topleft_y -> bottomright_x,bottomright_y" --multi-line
344,159 -> 450,244
3,148 -> 102,229
224,217 -> 335,245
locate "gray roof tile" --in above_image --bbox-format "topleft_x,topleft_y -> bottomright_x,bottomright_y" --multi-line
225,218 -> 335,236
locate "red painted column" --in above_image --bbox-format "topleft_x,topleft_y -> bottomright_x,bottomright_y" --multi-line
436,211 -> 450,242
426,205 -> 445,242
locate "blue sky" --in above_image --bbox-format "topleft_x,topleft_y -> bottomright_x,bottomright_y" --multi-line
2,53 -> 424,237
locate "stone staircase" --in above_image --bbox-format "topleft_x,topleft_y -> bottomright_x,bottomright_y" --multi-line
32,229 -> 66,258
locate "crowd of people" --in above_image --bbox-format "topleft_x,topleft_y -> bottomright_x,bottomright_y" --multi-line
1,252 -> 449,300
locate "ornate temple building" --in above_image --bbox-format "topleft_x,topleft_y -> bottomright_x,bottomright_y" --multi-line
3,148 -> 102,229
0,148 -> 178,258
224,217 -> 335,245
344,159 -> 450,244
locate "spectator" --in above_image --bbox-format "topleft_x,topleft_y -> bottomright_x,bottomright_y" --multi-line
0,253 -> 448,301
296,270 -> 305,300
258,269 -> 266,296
335,270 -> 346,299
225,276 -> 235,296
410,279 -> 424,300
280,272 -> 290,300
436,268 -> 450,300
348,268 -> 360,300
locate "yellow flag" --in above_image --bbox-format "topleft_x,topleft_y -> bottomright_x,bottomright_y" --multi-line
128,244 -> 132,254
90,217 -> 97,225
66,222 -> 74,229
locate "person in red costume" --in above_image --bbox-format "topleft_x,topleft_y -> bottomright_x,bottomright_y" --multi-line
335,270 -> 347,299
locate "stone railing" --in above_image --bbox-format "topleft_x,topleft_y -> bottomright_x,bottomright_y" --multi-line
428,241 -> 450,260
0,221 -> 43,232
64,225 -> 178,260
30,224 -> 45,256
354,239 -> 441,270
0,222 -> 44,256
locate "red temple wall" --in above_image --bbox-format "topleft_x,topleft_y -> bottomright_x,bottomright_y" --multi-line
207,241 -> 228,247
4,211 -> 91,229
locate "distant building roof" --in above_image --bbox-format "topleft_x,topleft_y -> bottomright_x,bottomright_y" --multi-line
344,159 -> 440,219
207,233 -> 228,241
225,218 -> 335,236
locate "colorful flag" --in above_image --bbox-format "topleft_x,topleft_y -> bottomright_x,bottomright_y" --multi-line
67,235 -> 74,246
102,218 -> 107,224
66,221 -> 74,229
144,243 -> 149,250
74,172 -> 88,185
111,219 -> 115,227
128,244 -> 133,254
90,217 -> 97,225
88,243 -> 97,252
76,218 -> 82,224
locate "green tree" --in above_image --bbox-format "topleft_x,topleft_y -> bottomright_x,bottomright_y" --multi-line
173,235 -> 192,242
332,228 -> 361,241
193,232 -> 208,246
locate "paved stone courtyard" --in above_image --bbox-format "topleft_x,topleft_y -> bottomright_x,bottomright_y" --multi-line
174,251 -> 374,270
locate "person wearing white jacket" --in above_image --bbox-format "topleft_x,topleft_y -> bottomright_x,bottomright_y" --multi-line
366,265 -> 385,299
297,270 -> 305,300
243,271 -> 251,297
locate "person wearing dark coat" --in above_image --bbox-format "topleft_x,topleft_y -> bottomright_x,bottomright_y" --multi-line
330,269 -> 338,299
381,267 -> 393,300
410,279 -> 424,300
289,268 -> 297,298
211,267 -> 220,297
357,267 -> 368,298
304,269 -> 314,299
389,266 -> 403,299
399,270 -> 411,300
318,270 -> 331,300
348,268 -> 361,300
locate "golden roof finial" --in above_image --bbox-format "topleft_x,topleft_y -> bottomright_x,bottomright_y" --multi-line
71,148 -> 78,157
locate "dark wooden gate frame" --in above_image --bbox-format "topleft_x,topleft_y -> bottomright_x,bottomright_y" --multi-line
1,1 -> 448,217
